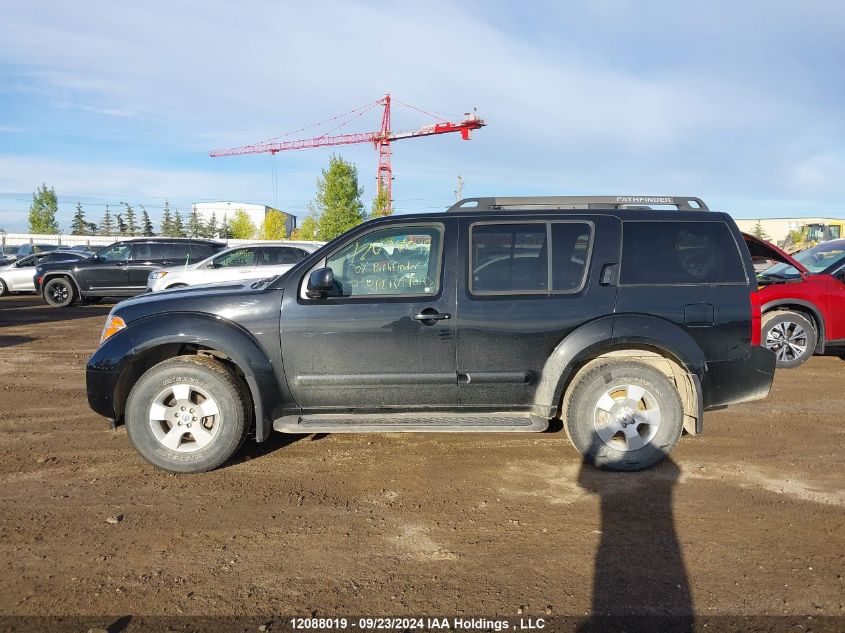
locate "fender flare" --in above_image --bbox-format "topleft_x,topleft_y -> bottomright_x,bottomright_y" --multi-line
41,270 -> 83,296
113,312 -> 283,442
534,314 -> 707,414
761,298 -> 826,353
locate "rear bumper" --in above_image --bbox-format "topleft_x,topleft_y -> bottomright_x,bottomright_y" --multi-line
701,345 -> 776,410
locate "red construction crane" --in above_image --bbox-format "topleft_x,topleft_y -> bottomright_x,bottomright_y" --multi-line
209,94 -> 485,214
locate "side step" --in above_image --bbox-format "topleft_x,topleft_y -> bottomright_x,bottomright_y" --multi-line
274,412 -> 550,434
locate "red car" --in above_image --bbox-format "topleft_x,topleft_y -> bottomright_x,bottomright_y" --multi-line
745,235 -> 845,368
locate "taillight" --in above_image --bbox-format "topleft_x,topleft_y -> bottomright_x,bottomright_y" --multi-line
750,290 -> 762,345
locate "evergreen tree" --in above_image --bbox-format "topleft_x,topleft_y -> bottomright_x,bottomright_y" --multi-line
219,214 -> 232,240
99,205 -> 115,236
173,210 -> 186,237
187,208 -> 204,238
752,220 -> 770,241
71,202 -> 88,235
28,184 -> 60,234
206,211 -> 219,238
160,200 -> 173,236
230,209 -> 257,239
311,154 -> 365,240
139,204 -> 154,236
115,213 -> 127,235
121,203 -> 138,236
370,185 -> 392,218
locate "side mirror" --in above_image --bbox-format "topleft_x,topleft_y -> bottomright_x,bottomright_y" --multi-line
206,261 -> 216,269
306,267 -> 336,299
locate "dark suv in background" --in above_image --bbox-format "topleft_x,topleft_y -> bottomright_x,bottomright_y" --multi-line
87,196 -> 776,474
35,238 -> 225,307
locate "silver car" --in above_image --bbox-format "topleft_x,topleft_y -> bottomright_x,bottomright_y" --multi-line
0,251 -> 92,295
146,242 -> 322,292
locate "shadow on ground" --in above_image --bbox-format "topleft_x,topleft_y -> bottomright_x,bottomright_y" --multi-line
0,295 -> 114,329
577,458 -> 693,632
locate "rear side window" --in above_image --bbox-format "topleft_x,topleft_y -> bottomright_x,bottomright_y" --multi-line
165,243 -> 193,261
621,221 -> 746,285
190,244 -> 217,260
132,243 -> 170,260
259,247 -> 300,265
470,222 -> 592,294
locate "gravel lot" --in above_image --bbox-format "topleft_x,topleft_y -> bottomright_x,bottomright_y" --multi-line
0,295 -> 842,627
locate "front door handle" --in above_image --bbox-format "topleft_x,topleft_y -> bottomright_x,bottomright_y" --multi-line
413,309 -> 451,323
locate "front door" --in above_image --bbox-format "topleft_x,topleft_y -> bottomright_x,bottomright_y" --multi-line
456,216 -> 619,408
80,243 -> 131,293
280,220 -> 458,410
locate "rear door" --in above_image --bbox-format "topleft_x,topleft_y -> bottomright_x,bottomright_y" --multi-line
127,243 -> 168,291
456,215 -> 619,408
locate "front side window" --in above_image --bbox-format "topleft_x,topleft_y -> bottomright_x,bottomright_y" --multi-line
323,225 -> 442,297
98,244 -> 131,262
213,248 -> 256,268
621,221 -> 746,285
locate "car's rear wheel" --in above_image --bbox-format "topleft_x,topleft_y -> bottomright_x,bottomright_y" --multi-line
564,360 -> 684,471
125,355 -> 251,473
43,277 -> 76,307
762,310 -> 816,369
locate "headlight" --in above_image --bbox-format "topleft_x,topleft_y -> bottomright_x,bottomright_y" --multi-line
100,315 -> 127,344
149,271 -> 168,279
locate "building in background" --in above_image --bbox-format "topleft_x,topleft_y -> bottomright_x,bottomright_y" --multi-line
191,202 -> 297,238
733,216 -> 845,245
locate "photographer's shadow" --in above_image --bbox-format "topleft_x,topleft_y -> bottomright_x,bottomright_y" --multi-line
576,458 -> 693,632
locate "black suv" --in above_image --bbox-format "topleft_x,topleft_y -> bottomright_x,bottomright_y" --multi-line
87,196 -> 776,473
35,238 -> 225,306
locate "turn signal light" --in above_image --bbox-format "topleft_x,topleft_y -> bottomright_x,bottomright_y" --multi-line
100,315 -> 127,344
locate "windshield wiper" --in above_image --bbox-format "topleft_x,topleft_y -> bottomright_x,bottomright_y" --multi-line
250,277 -> 272,289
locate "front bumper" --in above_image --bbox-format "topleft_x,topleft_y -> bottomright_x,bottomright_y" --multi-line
702,345 -> 777,410
86,329 -> 134,420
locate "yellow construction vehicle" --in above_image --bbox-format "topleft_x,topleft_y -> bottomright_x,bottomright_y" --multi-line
782,221 -> 845,253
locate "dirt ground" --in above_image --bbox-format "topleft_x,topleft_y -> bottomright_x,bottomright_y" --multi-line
0,295 -> 842,627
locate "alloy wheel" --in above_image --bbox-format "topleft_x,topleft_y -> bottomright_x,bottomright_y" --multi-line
593,383 -> 662,451
766,321 -> 808,363
148,383 -> 221,452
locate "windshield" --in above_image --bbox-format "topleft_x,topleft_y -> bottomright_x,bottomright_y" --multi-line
763,239 -> 845,277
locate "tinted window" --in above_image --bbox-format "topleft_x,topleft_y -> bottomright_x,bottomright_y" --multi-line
132,243 -> 172,260
621,222 -> 745,285
43,252 -> 80,263
98,244 -> 131,262
471,223 -> 548,293
190,244 -> 217,260
164,243 -> 193,261
259,247 -> 300,265
213,248 -> 256,268
32,244 -> 58,253
324,225 -> 442,297
16,255 -> 41,268
551,223 -> 592,291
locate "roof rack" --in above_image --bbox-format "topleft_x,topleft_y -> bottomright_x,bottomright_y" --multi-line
447,196 -> 709,212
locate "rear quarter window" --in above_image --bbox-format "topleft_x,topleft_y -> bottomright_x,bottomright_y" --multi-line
621,221 -> 746,285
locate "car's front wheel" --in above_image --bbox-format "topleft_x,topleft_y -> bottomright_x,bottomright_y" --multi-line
43,277 -> 76,307
762,310 -> 816,369
564,360 -> 684,471
0,278 -> 8,296
125,355 -> 251,473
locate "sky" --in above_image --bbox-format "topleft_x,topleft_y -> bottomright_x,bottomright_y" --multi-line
1,0 -> 844,232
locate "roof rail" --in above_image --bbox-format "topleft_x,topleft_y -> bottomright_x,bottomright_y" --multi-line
447,196 -> 709,212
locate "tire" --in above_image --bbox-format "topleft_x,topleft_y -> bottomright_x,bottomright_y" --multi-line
762,311 -> 816,369
564,360 -> 684,472
0,278 -> 7,297
43,277 -> 76,307
166,283 -> 188,289
125,355 -> 251,473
